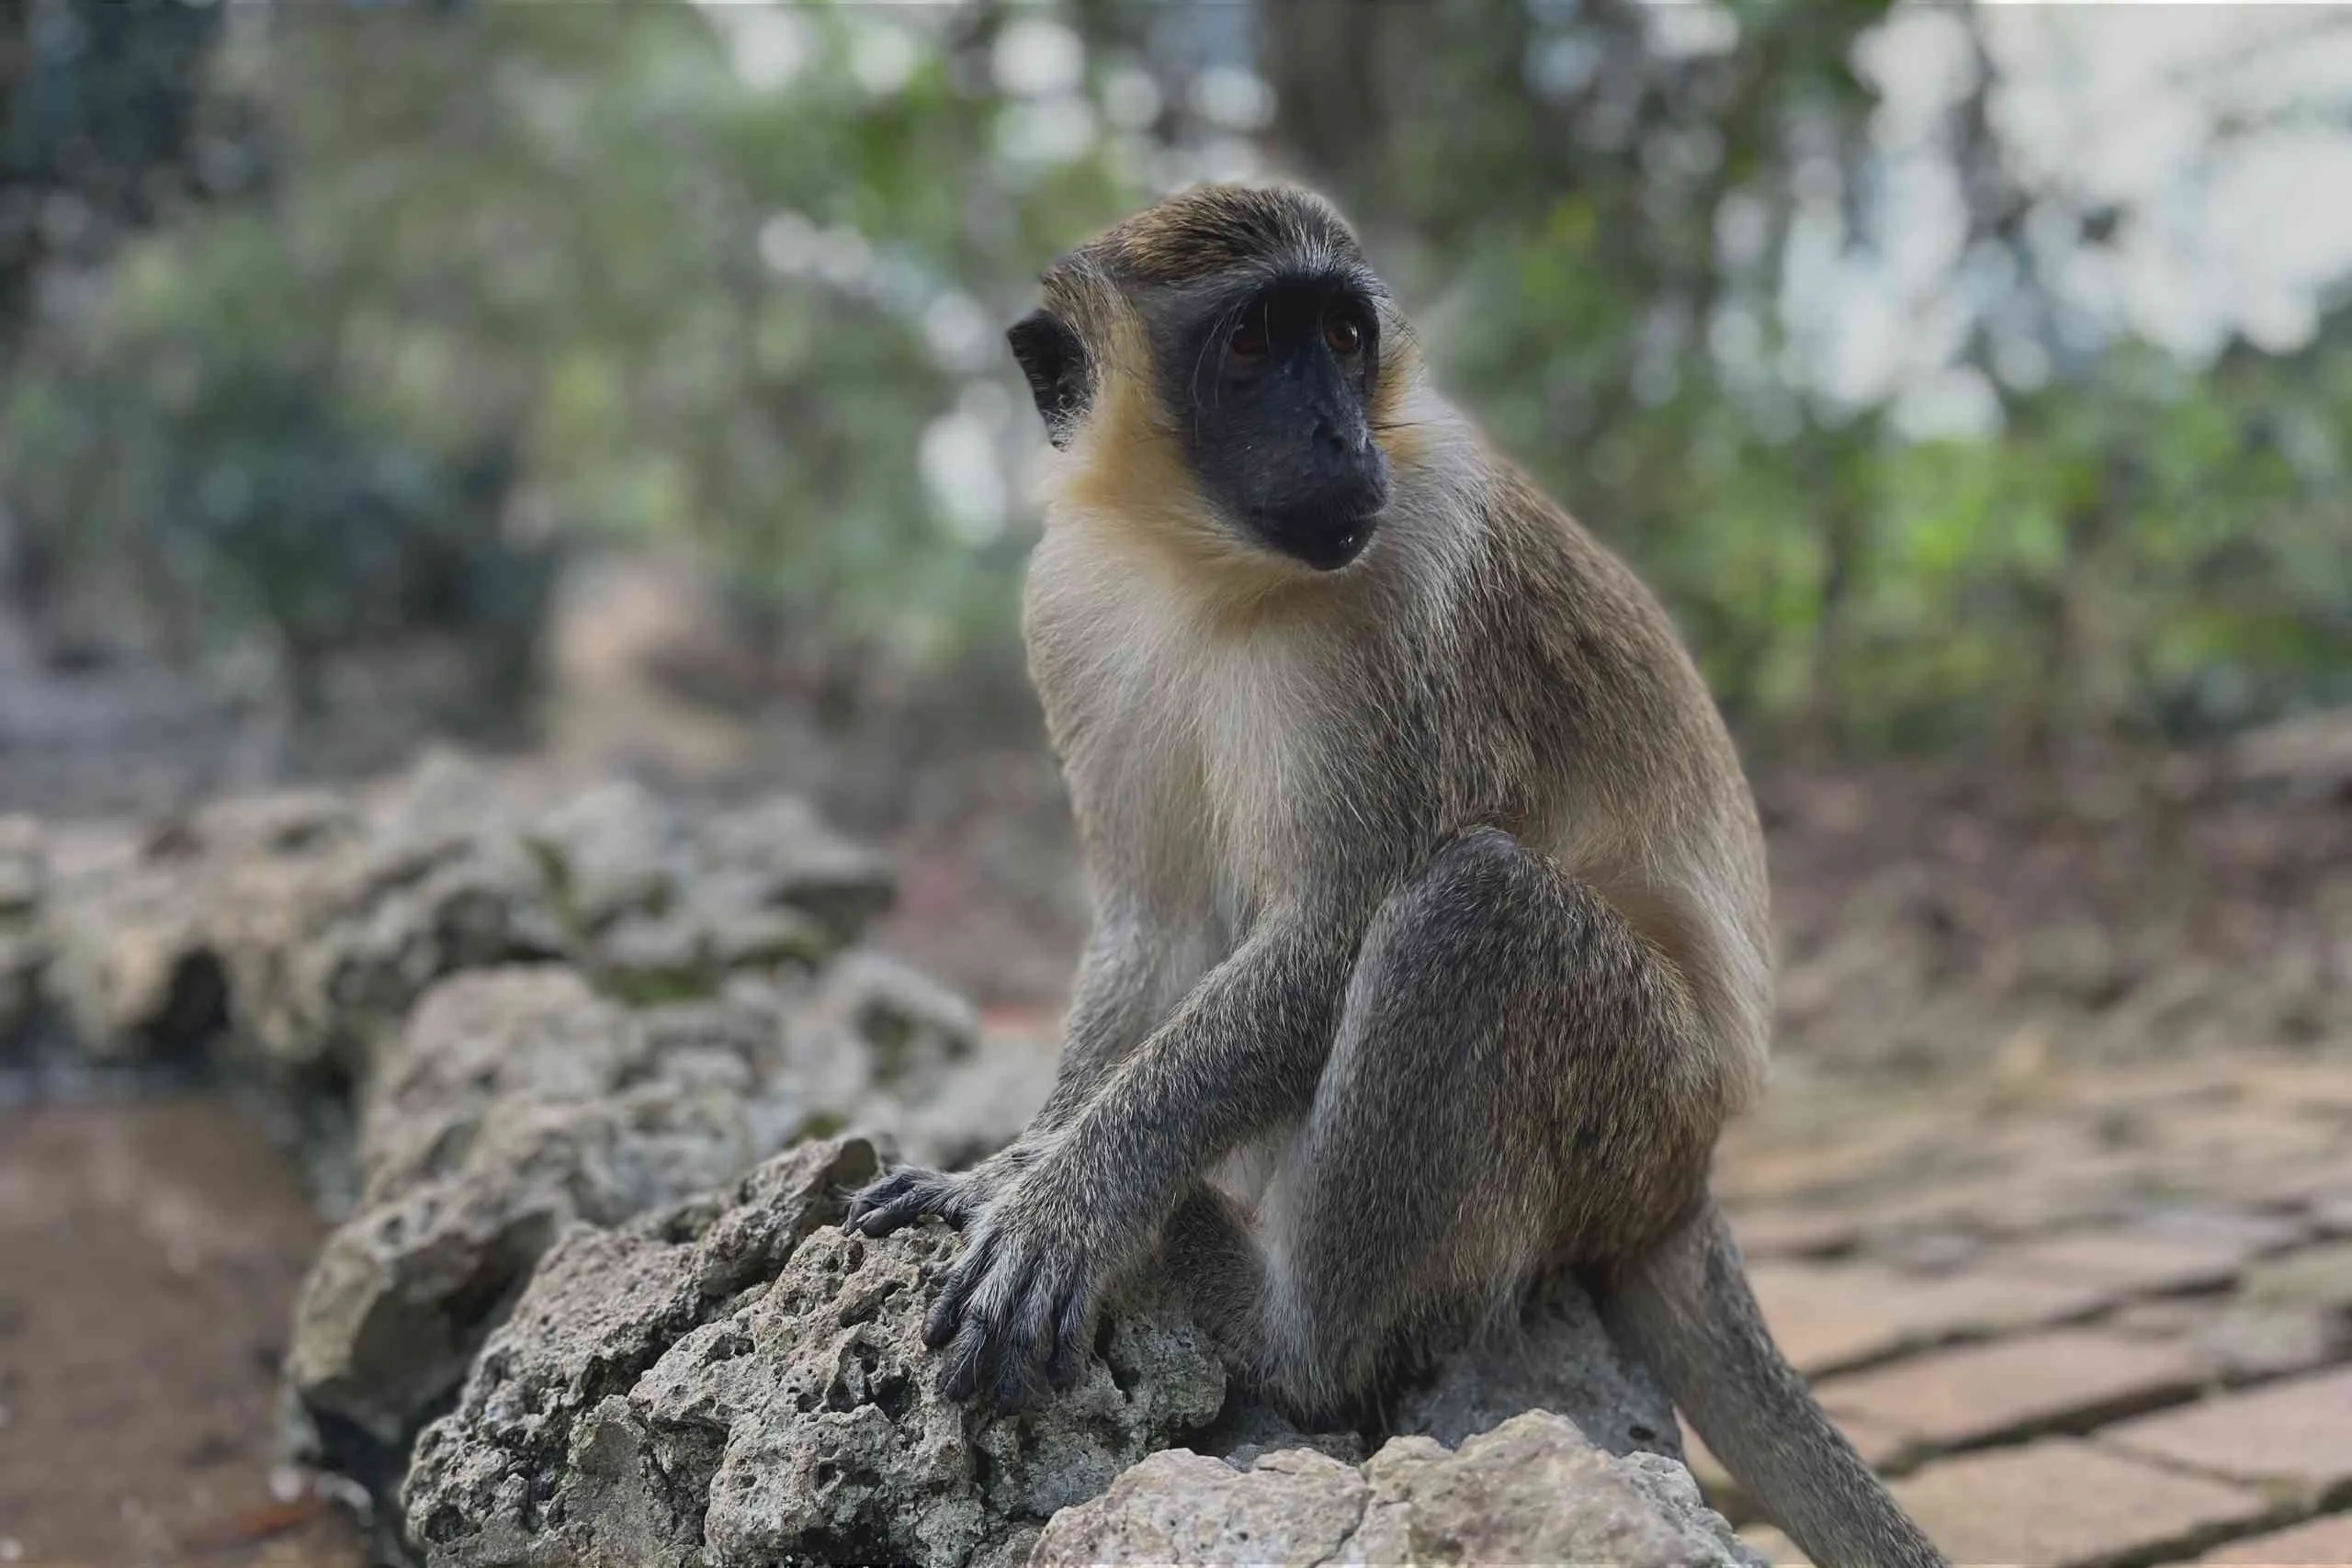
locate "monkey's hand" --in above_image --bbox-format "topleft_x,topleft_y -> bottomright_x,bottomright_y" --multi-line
843,1144 -> 1036,1238
922,1156 -> 1112,1414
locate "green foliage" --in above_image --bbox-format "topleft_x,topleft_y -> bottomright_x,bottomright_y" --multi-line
220,0 -> 1137,664
1,0 -> 2346,752
1,211 -> 552,706
1261,0 -> 2351,750
0,0 -> 233,361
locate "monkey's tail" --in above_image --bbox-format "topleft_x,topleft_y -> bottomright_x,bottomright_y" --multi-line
1599,1198 -> 1948,1568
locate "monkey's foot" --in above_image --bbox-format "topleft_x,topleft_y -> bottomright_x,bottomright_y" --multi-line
844,1165 -> 983,1236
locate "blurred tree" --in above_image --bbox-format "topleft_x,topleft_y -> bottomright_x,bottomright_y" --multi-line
0,0 -> 2345,756
2,0 -> 1141,719
1,214 -> 554,714
1248,0 -> 2352,753
0,0 -> 247,650
0,0 -> 232,370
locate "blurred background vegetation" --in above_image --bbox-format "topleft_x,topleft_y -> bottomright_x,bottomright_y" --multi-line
0,0 -> 2346,778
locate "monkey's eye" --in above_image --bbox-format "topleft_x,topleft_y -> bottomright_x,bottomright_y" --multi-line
1322,309 -> 1365,358
1228,318 -> 1271,365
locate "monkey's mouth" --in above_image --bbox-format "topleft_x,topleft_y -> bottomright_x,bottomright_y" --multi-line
1252,514 -> 1374,571
1249,487 -> 1387,572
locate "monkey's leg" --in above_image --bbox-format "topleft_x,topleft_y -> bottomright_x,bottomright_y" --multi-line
1162,1184 -> 1268,1352
917,901 -> 1361,1407
1195,825 -> 1694,1425
1182,828 -> 1942,1568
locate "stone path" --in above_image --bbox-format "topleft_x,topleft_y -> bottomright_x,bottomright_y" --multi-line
1705,1051 -> 2352,1566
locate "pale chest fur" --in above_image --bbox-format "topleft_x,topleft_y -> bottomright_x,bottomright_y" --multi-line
1025,533 -> 1329,937
1024,514 -> 1776,1101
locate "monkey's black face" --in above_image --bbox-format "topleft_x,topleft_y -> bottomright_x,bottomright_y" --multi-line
1173,277 -> 1390,570
1005,270 -> 1392,572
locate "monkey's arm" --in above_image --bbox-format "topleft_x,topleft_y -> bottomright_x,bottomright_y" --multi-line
919,904 -> 1357,1408
1033,907 -> 1211,1126
845,904 -> 1208,1235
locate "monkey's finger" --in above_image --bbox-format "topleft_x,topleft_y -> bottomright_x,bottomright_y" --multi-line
989,1347 -> 1041,1417
917,1175 -> 981,1230
992,1269 -> 1068,1419
939,1283 -> 1011,1404
926,1231 -> 994,1348
938,1321 -> 987,1403
935,1180 -> 985,1229
854,1172 -> 958,1237
1015,1258 -> 1072,1388
1045,1280 -> 1090,1391
844,1169 -> 922,1234
846,1166 -> 898,1222
990,1273 -> 1053,1417
947,1244 -> 1039,1406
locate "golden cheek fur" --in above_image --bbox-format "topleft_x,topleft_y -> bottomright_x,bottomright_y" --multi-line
1367,322 -> 1435,469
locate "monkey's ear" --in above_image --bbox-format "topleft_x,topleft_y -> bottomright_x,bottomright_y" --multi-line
1007,308 -> 1089,449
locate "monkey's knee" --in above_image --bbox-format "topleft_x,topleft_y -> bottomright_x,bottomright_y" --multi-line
1350,826 -> 1561,1012
1420,825 -> 1549,897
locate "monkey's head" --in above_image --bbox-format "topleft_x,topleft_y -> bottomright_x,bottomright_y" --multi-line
1010,184 -> 1408,575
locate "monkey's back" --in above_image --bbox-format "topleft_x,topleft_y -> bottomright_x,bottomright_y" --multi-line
1456,461 -> 1775,1115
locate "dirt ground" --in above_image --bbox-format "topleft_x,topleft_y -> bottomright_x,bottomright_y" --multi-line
0,1101 -> 365,1568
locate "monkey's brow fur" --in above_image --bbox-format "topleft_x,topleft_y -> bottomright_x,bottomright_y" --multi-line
849,182 -> 1948,1568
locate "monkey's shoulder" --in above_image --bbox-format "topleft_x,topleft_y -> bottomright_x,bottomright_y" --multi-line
1449,468 -> 1766,919
1456,473 -> 1724,757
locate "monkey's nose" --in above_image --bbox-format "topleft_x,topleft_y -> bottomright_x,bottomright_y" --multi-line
1312,420 -> 1368,459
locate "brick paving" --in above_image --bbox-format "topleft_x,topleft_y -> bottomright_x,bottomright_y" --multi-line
2201,1516 -> 2352,1565
2103,1367 -> 2352,1500
1710,1048 -> 2352,1566
2245,1242 -> 2352,1312
1747,1258 -> 2114,1374
1890,1441 -> 2276,1568
1814,1327 -> 2206,1451
1988,1227 -> 2278,1295
2106,1295 -> 2346,1381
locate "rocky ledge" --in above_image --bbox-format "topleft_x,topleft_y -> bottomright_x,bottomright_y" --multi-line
0,757 -> 1757,1565
402,1135 -> 1756,1568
